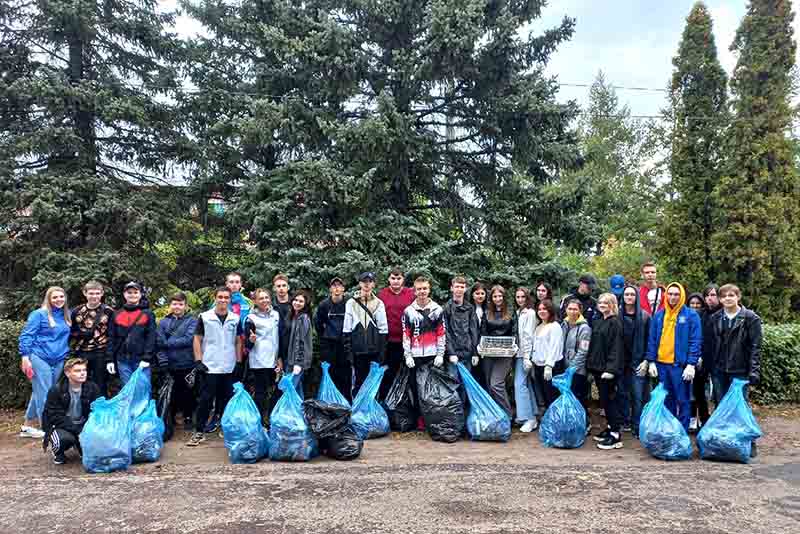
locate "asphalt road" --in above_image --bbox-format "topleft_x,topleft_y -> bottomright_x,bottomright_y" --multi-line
1,416 -> 798,534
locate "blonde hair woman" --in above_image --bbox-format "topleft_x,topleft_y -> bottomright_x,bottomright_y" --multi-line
18,287 -> 72,438
587,293 -> 625,450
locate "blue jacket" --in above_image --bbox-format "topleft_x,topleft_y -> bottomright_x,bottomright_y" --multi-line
156,314 -> 198,370
19,308 -> 71,365
645,305 -> 702,367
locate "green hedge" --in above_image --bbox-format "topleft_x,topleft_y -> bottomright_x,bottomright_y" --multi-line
1,319 -> 798,409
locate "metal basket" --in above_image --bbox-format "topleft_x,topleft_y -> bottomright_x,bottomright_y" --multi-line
478,336 -> 517,358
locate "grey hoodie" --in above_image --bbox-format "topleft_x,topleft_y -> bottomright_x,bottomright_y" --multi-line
561,316 -> 591,375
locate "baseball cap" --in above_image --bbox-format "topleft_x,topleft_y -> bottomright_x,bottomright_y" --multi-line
358,272 -> 376,282
609,274 -> 625,298
329,276 -> 344,286
123,281 -> 142,292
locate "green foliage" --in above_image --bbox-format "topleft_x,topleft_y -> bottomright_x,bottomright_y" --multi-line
590,238 -> 668,286
753,324 -> 800,404
0,320 -> 28,409
713,0 -> 800,321
657,2 -> 729,290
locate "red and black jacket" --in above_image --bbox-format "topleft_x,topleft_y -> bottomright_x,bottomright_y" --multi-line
105,303 -> 157,363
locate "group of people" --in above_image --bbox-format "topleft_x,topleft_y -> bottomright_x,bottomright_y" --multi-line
18,261 -> 762,463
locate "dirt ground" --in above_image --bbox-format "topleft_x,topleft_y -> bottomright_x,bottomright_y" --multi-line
0,409 -> 799,534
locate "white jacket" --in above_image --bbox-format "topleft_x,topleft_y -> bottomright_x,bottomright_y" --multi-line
516,308 -> 537,359
531,321 -> 564,368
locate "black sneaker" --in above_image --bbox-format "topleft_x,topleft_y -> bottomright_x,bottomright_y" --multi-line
597,432 -> 623,450
593,427 -> 611,442
203,415 -> 220,433
183,416 -> 193,427
750,441 -> 758,458
621,424 -> 633,433
52,450 -> 66,465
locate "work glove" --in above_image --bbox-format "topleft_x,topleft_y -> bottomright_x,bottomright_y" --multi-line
471,355 -> 479,367
648,362 -> 659,378
682,364 -> 695,382
405,355 -> 415,369
544,365 -> 553,381
292,365 -> 302,376
434,355 -> 444,367
636,361 -> 649,377
522,358 -> 533,372
20,357 -> 34,380
600,372 -> 615,380
696,357 -> 703,372
476,344 -> 484,356
139,360 -> 150,369
106,362 -> 116,375
194,360 -> 208,374
448,355 -> 458,365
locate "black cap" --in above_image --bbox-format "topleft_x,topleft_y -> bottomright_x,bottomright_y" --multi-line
329,276 -> 344,286
578,274 -> 597,287
123,281 -> 142,292
358,272 -> 375,282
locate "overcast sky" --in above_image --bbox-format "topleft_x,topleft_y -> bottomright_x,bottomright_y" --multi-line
164,1 -> 800,118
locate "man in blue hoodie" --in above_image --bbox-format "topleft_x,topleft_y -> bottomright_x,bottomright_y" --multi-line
156,292 -> 198,428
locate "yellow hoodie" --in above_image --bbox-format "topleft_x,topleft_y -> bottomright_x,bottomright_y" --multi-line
656,282 -> 686,364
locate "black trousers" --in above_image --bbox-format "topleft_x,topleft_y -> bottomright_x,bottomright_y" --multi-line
353,352 -> 383,398
532,359 -> 567,411
593,372 -> 621,433
380,342 -> 405,401
251,368 -> 278,420
196,373 -> 234,433
571,372 -> 590,423
169,368 -> 197,422
80,352 -> 108,398
691,370 -> 710,425
50,428 -> 79,455
320,339 -> 353,402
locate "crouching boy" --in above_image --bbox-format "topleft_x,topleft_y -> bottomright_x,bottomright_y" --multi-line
41,357 -> 101,464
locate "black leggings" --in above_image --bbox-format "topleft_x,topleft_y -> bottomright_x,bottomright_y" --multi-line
251,368 -> 278,419
196,373 -> 233,433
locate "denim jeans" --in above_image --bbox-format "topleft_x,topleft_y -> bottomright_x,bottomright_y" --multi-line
117,358 -> 151,386
617,366 -> 634,427
513,358 -> 538,423
25,355 -> 64,421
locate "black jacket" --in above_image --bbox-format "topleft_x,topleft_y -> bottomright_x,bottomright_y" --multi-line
314,297 -> 347,341
559,290 -> 598,328
105,302 -> 157,363
480,310 -> 516,337
587,314 -> 624,376
710,306 -> 762,381
443,299 -> 480,361
41,379 -> 101,449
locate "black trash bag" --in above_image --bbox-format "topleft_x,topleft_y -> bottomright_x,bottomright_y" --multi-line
416,363 -> 465,443
321,426 -> 364,461
302,400 -> 351,439
156,374 -> 175,442
382,366 -> 417,432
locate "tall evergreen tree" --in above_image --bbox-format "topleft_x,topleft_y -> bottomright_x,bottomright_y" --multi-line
0,0 -> 186,314
182,0 -> 583,293
714,0 -> 800,319
657,2 -> 728,289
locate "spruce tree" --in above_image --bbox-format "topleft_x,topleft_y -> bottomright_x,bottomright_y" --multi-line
0,0 -> 186,313
183,0 -> 583,294
714,0 -> 800,318
657,1 -> 728,289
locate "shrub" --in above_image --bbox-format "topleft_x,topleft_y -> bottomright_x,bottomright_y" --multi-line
752,324 -> 800,404
0,320 -> 31,409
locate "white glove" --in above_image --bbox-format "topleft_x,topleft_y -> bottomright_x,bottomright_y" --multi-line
405,355 -> 415,369
106,363 -> 116,375
648,362 -> 659,378
544,365 -> 553,381
696,358 -> 703,372
139,361 -> 150,368
682,364 -> 695,382
522,358 -> 533,372
448,355 -> 458,364
476,345 -> 484,356
601,372 -> 614,380
292,365 -> 302,375
636,361 -> 649,377
434,355 -> 444,367
471,355 -> 479,367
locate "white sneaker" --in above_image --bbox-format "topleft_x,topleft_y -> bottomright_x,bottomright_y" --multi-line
19,425 -> 45,439
689,418 -> 698,432
520,420 -> 538,433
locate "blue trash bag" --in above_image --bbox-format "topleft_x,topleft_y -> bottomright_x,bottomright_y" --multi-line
698,378 -> 762,463
116,365 -> 152,421
79,396 -> 132,473
222,382 -> 271,464
131,400 -> 165,463
456,363 -> 510,442
269,375 -> 318,461
539,367 -> 587,449
317,361 -> 351,408
639,384 -> 693,461
350,361 -> 390,440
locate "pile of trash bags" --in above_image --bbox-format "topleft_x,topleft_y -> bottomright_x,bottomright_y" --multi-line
269,375 -> 319,461
456,363 -> 510,442
417,363 -> 465,443
539,367 -> 586,449
639,384 -> 693,461
350,362 -> 390,440
221,382 -> 271,464
698,378 -> 762,463
303,400 -> 363,461
382,366 -> 417,432
80,365 -> 165,472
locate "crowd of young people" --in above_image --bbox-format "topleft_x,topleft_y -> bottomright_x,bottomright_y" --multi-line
18,262 -> 762,463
